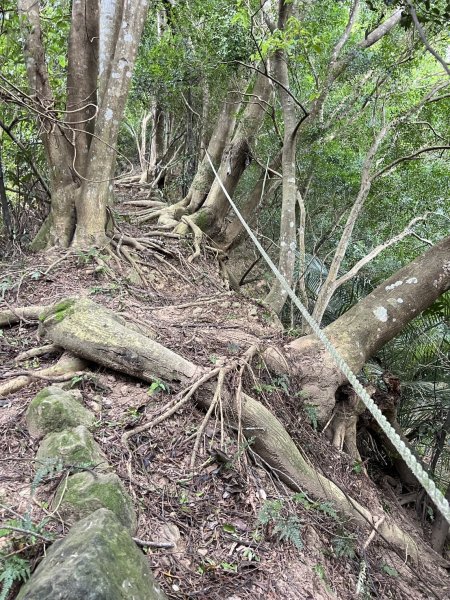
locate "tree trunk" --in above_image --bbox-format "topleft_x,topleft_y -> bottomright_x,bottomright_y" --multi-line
184,72 -> 272,237
218,154 -> 281,252
66,0 -> 99,176
18,0 -> 77,249
183,84 -> 241,214
72,0 -> 149,247
38,296 -> 434,564
0,142 -> 12,237
431,483 -> 450,555
265,2 -> 299,315
264,235 -> 450,424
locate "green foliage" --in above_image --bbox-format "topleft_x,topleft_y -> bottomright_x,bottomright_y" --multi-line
293,492 -> 339,520
332,535 -> 356,559
0,556 -> 30,600
258,499 -> 303,549
381,563 -> 399,577
31,457 -> 65,496
253,374 -> 290,395
147,378 -> 170,395
304,404 -> 318,430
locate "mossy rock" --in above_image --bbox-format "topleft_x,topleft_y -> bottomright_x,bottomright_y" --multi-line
26,386 -> 95,438
16,508 -> 167,600
36,426 -> 108,470
53,471 -> 136,533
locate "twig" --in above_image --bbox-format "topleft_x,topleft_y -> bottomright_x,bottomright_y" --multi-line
0,524 -> 54,543
132,537 -> 175,549
121,367 -> 221,444
190,369 -> 225,470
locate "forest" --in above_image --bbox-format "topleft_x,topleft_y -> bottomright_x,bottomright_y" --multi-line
0,0 -> 449,598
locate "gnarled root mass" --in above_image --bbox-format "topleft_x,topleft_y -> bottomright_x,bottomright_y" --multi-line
31,296 -> 446,565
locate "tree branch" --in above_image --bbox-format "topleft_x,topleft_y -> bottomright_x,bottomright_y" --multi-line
333,213 -> 432,289
373,145 -> 450,179
406,0 -> 450,77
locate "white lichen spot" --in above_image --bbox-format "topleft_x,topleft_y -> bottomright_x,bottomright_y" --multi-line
385,280 -> 403,291
289,241 -> 296,251
124,32 -> 133,43
373,306 -> 388,322
289,221 -> 294,228
104,108 -> 113,121
126,71 -> 132,78
280,241 -> 286,247
397,298 -> 403,303
111,71 -> 119,79
118,58 -> 127,70
393,318 -> 396,322
405,277 -> 418,284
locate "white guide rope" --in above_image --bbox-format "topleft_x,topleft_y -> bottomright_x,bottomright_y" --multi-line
205,150 -> 450,526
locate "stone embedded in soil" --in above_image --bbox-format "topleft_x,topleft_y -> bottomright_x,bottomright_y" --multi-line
52,471 -> 137,533
36,426 -> 108,470
16,508 -> 167,600
26,386 -> 95,438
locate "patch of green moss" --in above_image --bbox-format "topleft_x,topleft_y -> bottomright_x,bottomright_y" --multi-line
36,426 -> 107,469
40,298 -> 76,323
53,472 -> 136,532
194,209 -> 210,231
26,386 -> 94,438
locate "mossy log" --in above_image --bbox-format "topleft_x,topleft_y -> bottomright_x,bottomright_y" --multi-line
40,297 -> 444,565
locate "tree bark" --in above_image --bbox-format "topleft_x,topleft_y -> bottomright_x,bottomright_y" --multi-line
265,1 -> 299,315
73,0 -> 150,247
18,0 -> 77,248
183,85 -> 241,214
184,72 -> 272,236
66,0 -> 99,176
218,154 -> 281,251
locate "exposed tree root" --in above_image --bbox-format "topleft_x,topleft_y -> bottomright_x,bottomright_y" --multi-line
0,353 -> 87,397
0,305 -> 50,327
181,215 -> 202,263
14,344 -> 61,363
36,297 -> 447,564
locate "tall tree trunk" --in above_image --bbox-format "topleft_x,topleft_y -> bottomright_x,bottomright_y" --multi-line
0,141 -> 12,237
73,0 -> 149,247
265,1 -> 299,315
218,154 -> 281,251
66,0 -> 99,176
184,72 -> 272,236
183,84 -> 241,214
18,0 -> 77,249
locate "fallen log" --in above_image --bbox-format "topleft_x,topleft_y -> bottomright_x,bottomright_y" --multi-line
38,296 -> 444,565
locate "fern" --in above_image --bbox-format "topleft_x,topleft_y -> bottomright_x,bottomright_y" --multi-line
0,556 -> 30,600
258,500 -> 303,549
258,500 -> 283,525
31,457 -> 65,496
273,515 -> 303,549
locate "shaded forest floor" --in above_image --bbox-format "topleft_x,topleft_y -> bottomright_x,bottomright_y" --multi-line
0,187 -> 449,600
